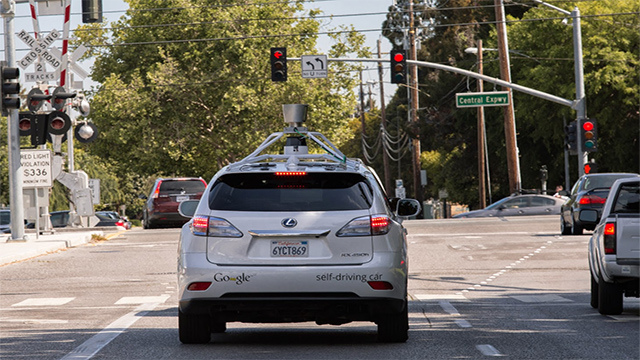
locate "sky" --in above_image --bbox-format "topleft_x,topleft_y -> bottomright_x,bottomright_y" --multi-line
1,0 -> 396,102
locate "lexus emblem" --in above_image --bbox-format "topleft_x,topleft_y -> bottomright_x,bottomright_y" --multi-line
281,218 -> 297,228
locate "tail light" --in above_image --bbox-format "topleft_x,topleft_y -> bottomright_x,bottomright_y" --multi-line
190,215 -> 242,237
603,222 -> 616,254
116,220 -> 124,227
579,194 -> 606,205
337,215 -> 390,237
151,180 -> 163,199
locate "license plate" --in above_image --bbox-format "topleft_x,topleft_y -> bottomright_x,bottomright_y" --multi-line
271,240 -> 308,257
176,195 -> 189,202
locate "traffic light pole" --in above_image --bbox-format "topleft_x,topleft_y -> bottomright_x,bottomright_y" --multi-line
2,0 -> 26,241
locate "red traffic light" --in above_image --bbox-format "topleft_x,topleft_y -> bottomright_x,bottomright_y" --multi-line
394,53 -> 404,62
584,163 -> 598,174
582,121 -> 594,131
273,50 -> 283,59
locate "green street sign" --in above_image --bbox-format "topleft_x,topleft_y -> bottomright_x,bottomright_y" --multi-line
456,91 -> 510,108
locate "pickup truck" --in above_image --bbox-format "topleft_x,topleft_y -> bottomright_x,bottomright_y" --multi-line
583,178 -> 640,315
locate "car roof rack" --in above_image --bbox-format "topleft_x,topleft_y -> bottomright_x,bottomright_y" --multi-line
227,105 -> 362,173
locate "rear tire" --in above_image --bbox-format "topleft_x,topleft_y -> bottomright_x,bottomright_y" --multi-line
210,321 -> 226,333
590,269 -> 599,309
570,216 -> 583,235
179,309 -> 211,344
560,215 -> 571,235
598,274 -> 623,315
377,305 -> 408,343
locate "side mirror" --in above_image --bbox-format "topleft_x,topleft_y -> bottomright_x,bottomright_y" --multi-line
138,194 -> 148,200
178,200 -> 199,218
578,209 -> 599,224
396,199 -> 421,217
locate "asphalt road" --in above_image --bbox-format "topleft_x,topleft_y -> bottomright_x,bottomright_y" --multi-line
0,215 -> 638,359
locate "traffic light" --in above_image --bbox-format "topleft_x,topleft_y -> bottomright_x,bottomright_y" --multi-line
1,65 -> 21,115
82,0 -> 103,23
580,118 -> 598,152
270,47 -> 287,82
584,162 -> 598,174
390,50 -> 407,84
564,121 -> 577,155
51,86 -> 76,110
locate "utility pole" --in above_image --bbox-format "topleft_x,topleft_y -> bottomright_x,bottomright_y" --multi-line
2,0 -> 26,241
408,1 -> 422,205
359,70 -> 367,165
476,40 -> 487,208
494,0 -> 522,194
377,38 -> 392,192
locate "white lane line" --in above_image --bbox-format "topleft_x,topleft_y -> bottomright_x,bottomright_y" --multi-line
60,299 -> 167,360
438,300 -> 460,316
12,297 -> 75,307
455,319 -> 472,328
476,344 -> 503,356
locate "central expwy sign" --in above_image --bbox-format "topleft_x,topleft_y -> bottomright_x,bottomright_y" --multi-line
456,91 -> 510,108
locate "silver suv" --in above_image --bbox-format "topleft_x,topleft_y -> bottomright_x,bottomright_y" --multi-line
177,105 -> 420,344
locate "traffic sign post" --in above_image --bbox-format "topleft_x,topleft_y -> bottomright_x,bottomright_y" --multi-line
20,149 -> 53,188
456,91 -> 510,108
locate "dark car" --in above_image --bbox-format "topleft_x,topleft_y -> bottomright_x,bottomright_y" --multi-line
142,177 -> 207,229
453,194 -> 565,218
560,173 -> 639,235
48,210 -> 128,229
96,211 -> 132,229
1,209 -> 11,234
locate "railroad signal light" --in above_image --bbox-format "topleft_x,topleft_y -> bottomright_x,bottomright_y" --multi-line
18,112 -> 48,146
51,86 -> 77,111
26,88 -> 52,112
47,111 -> 72,135
75,121 -> 99,143
390,50 -> 407,84
580,118 -> 597,152
1,65 -> 21,115
270,47 -> 287,82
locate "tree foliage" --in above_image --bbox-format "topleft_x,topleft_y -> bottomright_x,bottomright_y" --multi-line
72,0 -> 367,217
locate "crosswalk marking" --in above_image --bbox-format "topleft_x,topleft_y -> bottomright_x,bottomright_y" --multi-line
11,297 -> 75,307
114,295 -> 170,305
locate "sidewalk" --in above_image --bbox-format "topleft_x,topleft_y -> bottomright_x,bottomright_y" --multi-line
0,229 -> 116,266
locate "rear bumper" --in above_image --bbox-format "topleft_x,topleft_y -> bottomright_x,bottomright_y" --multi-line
179,295 -> 406,324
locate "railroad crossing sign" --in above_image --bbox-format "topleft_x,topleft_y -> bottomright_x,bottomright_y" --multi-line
455,91 -> 510,108
301,55 -> 328,79
17,28 -> 62,71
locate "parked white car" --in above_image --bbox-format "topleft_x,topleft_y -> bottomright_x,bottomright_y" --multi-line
584,177 -> 640,315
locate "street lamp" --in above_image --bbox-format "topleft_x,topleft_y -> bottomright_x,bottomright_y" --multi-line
532,0 -> 588,175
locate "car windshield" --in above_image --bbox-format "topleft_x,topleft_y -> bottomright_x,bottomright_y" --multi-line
583,175 -> 633,191
159,180 -> 205,195
208,172 -> 373,211
485,197 -> 512,210
612,182 -> 640,214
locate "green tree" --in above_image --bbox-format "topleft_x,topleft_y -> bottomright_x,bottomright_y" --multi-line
72,0 -> 368,217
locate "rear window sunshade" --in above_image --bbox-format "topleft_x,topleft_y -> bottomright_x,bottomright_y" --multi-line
208,173 -> 372,211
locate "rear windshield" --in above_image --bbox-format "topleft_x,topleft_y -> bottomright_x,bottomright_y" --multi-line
208,173 -> 372,211
612,182 -> 640,214
583,175 -> 634,191
158,179 -> 205,195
